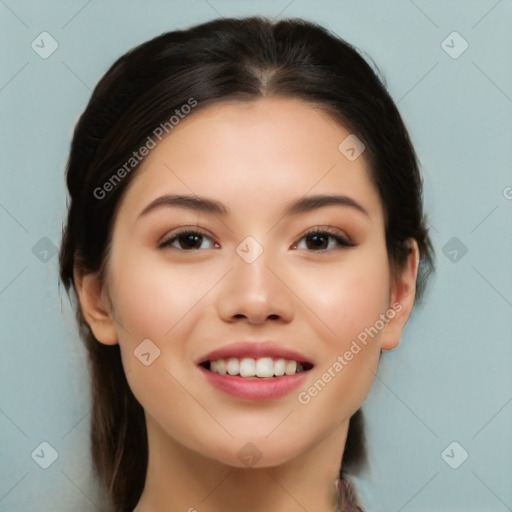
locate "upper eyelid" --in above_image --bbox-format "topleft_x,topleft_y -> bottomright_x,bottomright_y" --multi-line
301,225 -> 350,238
289,225 -> 353,244
158,226 -> 215,245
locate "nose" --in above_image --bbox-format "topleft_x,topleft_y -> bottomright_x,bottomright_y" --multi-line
216,245 -> 295,325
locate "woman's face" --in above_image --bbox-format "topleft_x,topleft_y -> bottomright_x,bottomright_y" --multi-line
82,97 -> 416,468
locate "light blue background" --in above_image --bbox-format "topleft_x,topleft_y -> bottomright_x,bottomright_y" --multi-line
1,1 -> 511,511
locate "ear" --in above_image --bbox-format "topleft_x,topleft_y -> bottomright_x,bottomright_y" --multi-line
380,239 -> 420,351
73,266 -> 118,345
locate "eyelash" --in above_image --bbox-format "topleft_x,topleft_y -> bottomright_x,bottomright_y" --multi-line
158,226 -> 356,252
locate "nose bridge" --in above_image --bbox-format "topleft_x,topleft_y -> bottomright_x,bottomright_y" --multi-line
235,235 -> 267,268
233,234 -> 277,294
215,234 -> 294,323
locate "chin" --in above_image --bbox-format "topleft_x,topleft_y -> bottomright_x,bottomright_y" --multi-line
207,436 -> 309,470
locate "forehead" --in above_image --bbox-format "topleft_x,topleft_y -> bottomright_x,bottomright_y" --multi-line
117,97 -> 383,222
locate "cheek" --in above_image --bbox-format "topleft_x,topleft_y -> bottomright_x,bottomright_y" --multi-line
107,253 -> 211,420
293,257 -> 388,421
292,249 -> 391,343
109,252 -> 219,341
108,251 -> 227,400
293,249 -> 390,418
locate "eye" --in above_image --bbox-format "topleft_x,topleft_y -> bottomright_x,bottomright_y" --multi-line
158,229 -> 219,251
292,226 -> 355,251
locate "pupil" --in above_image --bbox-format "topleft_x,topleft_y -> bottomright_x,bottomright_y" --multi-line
182,234 -> 200,249
308,235 -> 326,250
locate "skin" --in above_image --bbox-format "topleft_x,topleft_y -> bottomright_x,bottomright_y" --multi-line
74,97 -> 419,512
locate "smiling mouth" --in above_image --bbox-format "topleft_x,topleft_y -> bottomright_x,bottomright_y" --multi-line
199,357 -> 314,378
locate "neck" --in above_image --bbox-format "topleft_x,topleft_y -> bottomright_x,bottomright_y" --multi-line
133,416 -> 349,512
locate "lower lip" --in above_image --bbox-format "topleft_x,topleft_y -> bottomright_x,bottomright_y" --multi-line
198,366 -> 310,400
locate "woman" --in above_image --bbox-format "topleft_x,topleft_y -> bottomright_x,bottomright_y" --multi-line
59,16 -> 434,512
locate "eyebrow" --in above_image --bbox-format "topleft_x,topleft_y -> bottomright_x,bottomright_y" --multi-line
137,193 -> 369,219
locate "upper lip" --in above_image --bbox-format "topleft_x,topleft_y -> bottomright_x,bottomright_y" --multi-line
197,341 -> 315,366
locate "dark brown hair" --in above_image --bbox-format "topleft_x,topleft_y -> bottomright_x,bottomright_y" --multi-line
59,16 -> 434,512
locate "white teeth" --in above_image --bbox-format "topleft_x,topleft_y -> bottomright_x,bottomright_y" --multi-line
239,358 -> 256,377
255,357 -> 274,378
216,359 -> 227,375
274,358 -> 286,376
207,357 -> 306,378
285,360 -> 297,375
226,357 -> 239,376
